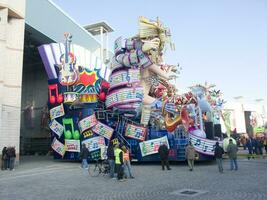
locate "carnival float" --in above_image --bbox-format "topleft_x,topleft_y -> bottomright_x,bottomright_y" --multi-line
38,17 -> 229,161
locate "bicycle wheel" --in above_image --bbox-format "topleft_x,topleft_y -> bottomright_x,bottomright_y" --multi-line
88,163 -> 100,177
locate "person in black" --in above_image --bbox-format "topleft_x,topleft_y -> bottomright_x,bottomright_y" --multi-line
214,142 -> 224,173
1,147 -> 8,170
7,146 -> 16,171
158,143 -> 171,170
80,144 -> 89,169
107,143 -> 115,178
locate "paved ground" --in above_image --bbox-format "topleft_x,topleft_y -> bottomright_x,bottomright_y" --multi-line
0,156 -> 267,200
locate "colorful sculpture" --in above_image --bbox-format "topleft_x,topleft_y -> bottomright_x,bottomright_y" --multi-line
39,17 -> 227,162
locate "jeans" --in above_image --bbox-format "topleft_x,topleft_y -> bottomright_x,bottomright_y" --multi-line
108,159 -> 115,178
9,157 -> 15,170
230,158 -> 238,170
124,160 -> 133,178
216,158 -> 223,172
81,159 -> 88,169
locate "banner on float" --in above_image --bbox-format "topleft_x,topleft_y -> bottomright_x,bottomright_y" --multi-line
189,133 -> 223,156
109,69 -> 140,89
51,138 -> 65,156
49,119 -> 64,138
125,124 -> 146,141
78,114 -> 97,133
65,139 -> 80,152
105,87 -> 143,108
82,136 -> 105,152
50,104 -> 65,120
92,121 -> 113,140
139,136 -> 169,157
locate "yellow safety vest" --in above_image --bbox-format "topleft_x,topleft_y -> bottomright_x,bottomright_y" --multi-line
114,148 -> 122,165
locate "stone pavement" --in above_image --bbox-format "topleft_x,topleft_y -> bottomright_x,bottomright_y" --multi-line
0,156 -> 267,200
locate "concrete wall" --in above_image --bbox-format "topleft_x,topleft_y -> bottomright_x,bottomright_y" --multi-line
0,0 -> 26,161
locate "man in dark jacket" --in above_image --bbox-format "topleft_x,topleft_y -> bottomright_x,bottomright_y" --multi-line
158,143 -> 171,170
227,139 -> 238,170
80,143 -> 89,169
214,142 -> 224,173
107,143 -> 115,178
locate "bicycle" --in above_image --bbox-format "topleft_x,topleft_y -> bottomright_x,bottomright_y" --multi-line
88,159 -> 110,177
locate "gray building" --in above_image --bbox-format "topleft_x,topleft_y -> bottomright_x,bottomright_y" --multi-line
0,0 -> 113,162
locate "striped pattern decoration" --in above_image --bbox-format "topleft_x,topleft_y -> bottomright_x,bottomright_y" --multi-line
38,43 -> 111,81
189,133 -> 223,156
106,87 -> 144,108
109,69 -> 140,89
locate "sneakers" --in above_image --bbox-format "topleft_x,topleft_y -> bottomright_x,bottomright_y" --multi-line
167,168 -> 171,170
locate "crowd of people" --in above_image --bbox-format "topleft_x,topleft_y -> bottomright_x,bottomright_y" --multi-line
80,143 -> 135,182
78,139 -> 244,179
243,136 -> 267,159
1,146 -> 16,171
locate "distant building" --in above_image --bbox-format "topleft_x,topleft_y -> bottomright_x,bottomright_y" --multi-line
221,101 -> 267,137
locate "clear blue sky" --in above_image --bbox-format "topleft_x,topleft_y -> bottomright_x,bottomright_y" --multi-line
52,0 -> 267,104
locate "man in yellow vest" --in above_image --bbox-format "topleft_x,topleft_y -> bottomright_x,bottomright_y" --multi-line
114,144 -> 125,181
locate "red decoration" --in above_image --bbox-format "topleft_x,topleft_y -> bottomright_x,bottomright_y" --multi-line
99,92 -> 106,101
77,71 -> 97,86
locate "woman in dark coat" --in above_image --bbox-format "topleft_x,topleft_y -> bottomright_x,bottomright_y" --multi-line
1,147 -> 8,170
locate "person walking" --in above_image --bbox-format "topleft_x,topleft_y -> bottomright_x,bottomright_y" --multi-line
122,146 -> 134,179
227,139 -> 238,171
7,146 -> 16,171
185,141 -> 196,171
80,143 -> 89,169
246,137 -> 254,159
158,143 -> 171,170
107,143 -> 115,179
114,144 -> 124,181
214,142 -> 224,173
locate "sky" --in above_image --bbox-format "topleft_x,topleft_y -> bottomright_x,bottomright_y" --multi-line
52,0 -> 267,104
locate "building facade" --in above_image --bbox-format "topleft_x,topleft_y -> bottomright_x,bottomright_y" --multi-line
0,0 -> 110,163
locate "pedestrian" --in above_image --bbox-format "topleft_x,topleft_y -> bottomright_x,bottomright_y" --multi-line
7,146 -> 16,171
263,137 -> 267,154
185,141 -> 196,171
158,143 -> 171,170
227,139 -> 238,171
214,142 -> 224,173
246,137 -> 254,159
122,145 -> 134,179
1,147 -> 8,170
80,143 -> 89,169
107,143 -> 115,179
114,144 -> 124,181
